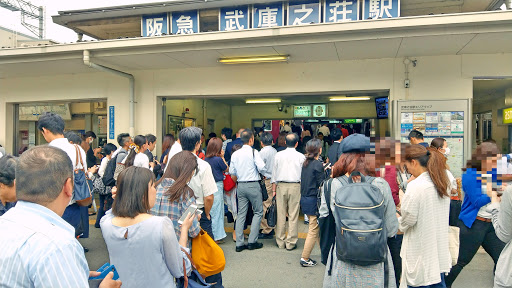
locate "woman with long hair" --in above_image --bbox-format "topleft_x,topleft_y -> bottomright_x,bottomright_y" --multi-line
124,135 -> 154,171
320,134 -> 398,288
204,137 -> 229,242
160,134 -> 175,173
100,166 -> 196,288
400,145 -> 452,288
151,151 -> 201,248
445,142 -> 506,287
299,139 -> 326,267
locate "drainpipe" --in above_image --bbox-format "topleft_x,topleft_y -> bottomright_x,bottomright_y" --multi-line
83,50 -> 135,137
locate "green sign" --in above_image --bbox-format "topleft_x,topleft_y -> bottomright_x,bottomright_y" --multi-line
343,119 -> 363,124
504,108 -> 512,124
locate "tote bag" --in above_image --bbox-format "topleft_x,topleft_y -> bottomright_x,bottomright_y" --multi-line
191,228 -> 226,277
73,145 -> 92,207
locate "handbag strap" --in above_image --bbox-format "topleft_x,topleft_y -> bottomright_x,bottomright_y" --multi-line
73,144 -> 86,172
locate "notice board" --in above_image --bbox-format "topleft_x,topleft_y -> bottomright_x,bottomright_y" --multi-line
393,100 -> 471,178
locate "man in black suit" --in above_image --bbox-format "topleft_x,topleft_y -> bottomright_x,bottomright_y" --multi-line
328,128 -> 343,165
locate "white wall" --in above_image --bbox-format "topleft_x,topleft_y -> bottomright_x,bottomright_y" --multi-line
2,53 -> 512,154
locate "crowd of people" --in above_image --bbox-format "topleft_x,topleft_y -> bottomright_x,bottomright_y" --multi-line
0,113 -> 512,288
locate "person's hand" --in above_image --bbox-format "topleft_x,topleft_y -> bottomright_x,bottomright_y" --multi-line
154,160 -> 160,165
180,212 -> 195,231
111,186 -> 117,199
149,162 -> 155,169
89,271 -> 101,278
489,190 -> 502,203
99,272 -> 122,288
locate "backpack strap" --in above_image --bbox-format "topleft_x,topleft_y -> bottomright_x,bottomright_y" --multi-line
324,178 -> 333,208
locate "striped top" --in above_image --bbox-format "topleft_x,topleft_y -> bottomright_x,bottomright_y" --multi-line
0,201 -> 89,287
399,172 -> 451,287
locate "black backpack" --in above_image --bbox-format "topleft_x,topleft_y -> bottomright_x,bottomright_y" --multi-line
333,171 -> 387,266
102,151 -> 125,187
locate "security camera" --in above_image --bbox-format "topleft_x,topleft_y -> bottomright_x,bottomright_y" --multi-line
278,104 -> 283,112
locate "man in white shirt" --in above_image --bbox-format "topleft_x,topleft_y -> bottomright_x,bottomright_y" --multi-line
318,124 -> 330,137
230,129 -> 266,252
0,146 -> 121,288
37,113 -> 90,239
258,132 -> 277,239
271,133 -> 306,250
163,139 -> 182,173
178,127 -> 222,288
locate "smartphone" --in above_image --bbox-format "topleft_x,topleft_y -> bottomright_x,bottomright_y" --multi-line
178,204 -> 198,224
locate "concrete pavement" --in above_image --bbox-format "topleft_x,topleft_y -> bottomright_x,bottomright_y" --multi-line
82,214 -> 495,288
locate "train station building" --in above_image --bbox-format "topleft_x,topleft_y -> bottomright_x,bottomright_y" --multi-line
1,0 -> 512,175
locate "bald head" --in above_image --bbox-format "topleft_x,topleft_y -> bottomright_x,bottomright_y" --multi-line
236,128 -> 245,138
16,146 -> 73,205
285,133 -> 299,148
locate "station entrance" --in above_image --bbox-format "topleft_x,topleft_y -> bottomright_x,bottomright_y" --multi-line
161,92 -> 390,153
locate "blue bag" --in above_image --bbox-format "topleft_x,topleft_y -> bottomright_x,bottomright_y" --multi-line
73,145 -> 92,206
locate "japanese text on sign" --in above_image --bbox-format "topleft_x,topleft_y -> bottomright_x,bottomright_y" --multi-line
253,3 -> 284,28
142,14 -> 168,37
287,0 -> 321,26
171,11 -> 199,34
220,6 -> 249,31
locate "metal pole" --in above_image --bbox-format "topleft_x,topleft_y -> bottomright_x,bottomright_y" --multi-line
38,6 -> 44,39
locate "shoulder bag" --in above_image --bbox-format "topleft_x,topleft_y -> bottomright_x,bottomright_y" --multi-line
223,172 -> 236,192
73,145 -> 93,207
252,149 -> 268,201
191,228 -> 226,277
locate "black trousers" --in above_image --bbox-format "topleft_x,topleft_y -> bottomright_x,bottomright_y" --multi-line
95,194 -> 113,228
445,219 -> 506,287
388,234 -> 403,288
200,210 -> 224,288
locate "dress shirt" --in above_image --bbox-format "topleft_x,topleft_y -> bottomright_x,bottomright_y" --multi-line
318,126 -> 330,136
164,142 -> 183,173
271,147 -> 305,183
49,137 -> 87,171
188,154 -> 217,209
0,201 -> 89,287
229,145 -> 265,182
259,145 -> 277,179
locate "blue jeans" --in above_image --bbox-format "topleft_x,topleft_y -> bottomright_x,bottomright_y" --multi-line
408,274 -> 446,288
211,182 -> 227,241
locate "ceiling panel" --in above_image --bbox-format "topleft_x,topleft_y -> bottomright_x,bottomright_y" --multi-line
99,54 -> 189,70
216,47 -> 278,57
273,43 -> 339,63
165,50 -> 224,67
458,32 -> 512,55
335,38 -> 402,60
396,34 -> 476,57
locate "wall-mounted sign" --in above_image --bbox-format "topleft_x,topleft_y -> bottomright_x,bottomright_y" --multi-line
293,105 -> 312,117
220,6 -> 250,31
312,104 -> 328,117
503,107 -> 512,124
142,13 -> 169,37
109,106 -> 115,139
287,0 -> 321,26
344,119 -> 363,124
324,0 -> 360,23
362,0 -> 400,20
171,10 -> 200,34
253,2 -> 285,28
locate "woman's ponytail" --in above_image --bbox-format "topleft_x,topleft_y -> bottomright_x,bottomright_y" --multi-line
426,147 -> 450,198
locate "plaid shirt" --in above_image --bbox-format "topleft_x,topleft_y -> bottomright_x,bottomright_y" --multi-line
150,178 -> 200,248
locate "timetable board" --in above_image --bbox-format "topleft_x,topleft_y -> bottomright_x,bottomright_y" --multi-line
394,100 -> 471,178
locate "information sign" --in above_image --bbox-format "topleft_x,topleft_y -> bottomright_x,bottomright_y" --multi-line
142,14 -> 168,37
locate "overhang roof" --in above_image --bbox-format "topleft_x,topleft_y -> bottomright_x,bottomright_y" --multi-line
1,10 -> 512,78
51,0 -> 499,40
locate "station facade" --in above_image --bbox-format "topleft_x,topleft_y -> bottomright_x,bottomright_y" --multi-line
0,0 -> 512,176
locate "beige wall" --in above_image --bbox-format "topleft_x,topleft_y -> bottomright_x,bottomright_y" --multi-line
2,53 -> 512,154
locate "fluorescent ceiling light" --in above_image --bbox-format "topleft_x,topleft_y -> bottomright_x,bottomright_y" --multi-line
330,97 -> 371,101
245,99 -> 282,104
219,55 -> 289,64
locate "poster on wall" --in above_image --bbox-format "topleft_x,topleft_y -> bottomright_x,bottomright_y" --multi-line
263,120 -> 272,131
396,100 -> 470,178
